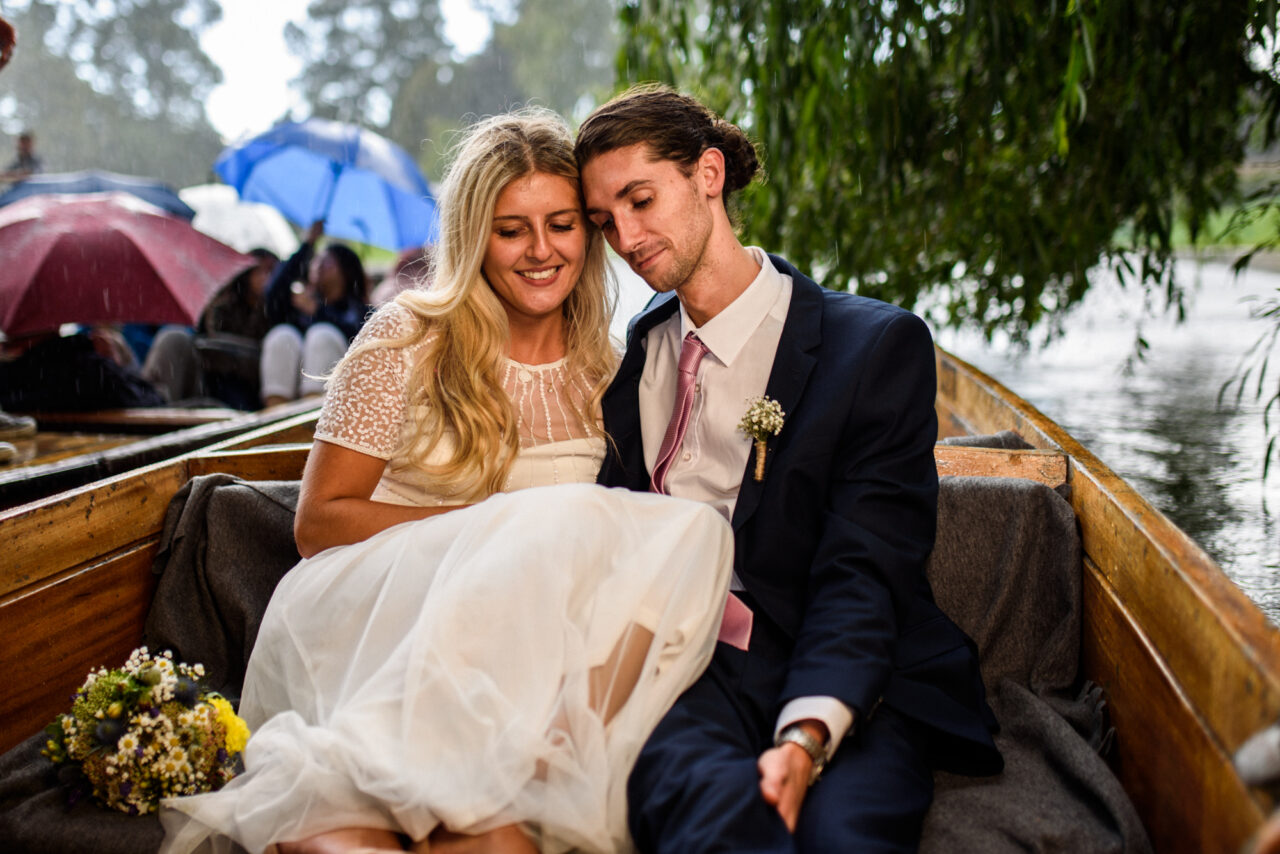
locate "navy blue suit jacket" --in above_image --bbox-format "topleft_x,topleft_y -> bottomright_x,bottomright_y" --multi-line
598,254 -> 1001,775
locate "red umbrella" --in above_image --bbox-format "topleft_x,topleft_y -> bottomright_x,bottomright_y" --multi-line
0,192 -> 254,337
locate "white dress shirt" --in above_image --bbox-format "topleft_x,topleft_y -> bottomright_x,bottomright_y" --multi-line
638,247 -> 854,758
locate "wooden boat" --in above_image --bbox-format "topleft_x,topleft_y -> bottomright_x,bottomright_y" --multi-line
0,348 -> 1275,852
0,400 -> 321,510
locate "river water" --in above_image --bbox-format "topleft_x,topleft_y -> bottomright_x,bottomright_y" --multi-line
934,259 -> 1280,624
613,256 -> 1280,624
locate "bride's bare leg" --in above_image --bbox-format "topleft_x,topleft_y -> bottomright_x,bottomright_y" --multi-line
277,827 -> 406,853
416,825 -> 536,853
589,623 -> 655,724
416,625 -> 655,854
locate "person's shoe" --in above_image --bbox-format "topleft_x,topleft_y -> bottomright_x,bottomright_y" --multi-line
0,441 -> 15,464
0,411 -> 35,441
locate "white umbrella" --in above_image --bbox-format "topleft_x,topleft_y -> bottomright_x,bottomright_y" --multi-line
178,183 -> 299,258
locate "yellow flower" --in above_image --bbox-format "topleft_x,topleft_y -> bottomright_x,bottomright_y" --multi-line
208,696 -> 251,754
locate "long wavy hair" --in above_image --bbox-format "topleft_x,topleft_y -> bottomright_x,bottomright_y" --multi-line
337,109 -> 616,500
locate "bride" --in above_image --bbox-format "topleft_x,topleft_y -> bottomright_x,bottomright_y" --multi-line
159,110 -> 734,854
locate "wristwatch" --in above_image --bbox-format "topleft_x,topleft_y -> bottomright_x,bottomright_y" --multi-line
775,724 -> 827,785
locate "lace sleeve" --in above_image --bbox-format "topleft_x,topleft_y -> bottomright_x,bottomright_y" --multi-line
313,303 -> 421,459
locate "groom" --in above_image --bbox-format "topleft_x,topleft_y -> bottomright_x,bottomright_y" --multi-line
577,85 -> 1002,852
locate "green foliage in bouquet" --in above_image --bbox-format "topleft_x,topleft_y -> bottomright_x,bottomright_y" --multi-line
41,647 -> 250,814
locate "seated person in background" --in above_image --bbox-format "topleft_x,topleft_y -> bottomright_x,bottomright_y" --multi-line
0,328 -> 164,412
0,130 -> 40,183
142,249 -> 280,410
260,221 -> 370,407
369,245 -> 434,306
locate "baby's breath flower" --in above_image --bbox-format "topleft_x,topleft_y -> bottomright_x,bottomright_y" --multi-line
738,396 -> 786,482
737,396 -> 785,441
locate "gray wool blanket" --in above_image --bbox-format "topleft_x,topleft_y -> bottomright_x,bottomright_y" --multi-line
0,448 -> 1149,852
920,473 -> 1150,853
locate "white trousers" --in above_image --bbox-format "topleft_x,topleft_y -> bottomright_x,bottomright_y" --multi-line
259,323 -> 347,402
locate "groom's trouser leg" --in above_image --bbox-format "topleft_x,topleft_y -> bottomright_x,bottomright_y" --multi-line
626,643 -> 796,854
627,622 -> 935,854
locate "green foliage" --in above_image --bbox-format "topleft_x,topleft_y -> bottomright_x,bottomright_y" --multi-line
618,0 -> 1280,343
0,0 -> 225,186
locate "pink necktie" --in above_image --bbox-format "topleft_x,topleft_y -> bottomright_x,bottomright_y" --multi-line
651,332 -> 709,495
650,332 -> 754,651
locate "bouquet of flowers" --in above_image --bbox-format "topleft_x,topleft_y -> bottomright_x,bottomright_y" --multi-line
41,647 -> 250,814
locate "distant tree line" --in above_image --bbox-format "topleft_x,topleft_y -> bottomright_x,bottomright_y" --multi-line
1,0 -> 225,187
0,0 -> 617,187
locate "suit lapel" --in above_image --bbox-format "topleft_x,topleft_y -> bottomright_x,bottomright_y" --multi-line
731,257 -> 823,533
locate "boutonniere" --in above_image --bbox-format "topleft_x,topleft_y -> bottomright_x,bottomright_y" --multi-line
738,395 -> 786,482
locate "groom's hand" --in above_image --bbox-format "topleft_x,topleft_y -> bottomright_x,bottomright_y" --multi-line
757,720 -> 828,832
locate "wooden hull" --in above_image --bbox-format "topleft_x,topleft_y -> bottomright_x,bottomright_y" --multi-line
0,400 -> 321,510
936,348 -> 1280,853
0,348 -> 1275,851
0,411 -> 318,757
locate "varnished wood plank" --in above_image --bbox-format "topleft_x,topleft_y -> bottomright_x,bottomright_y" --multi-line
1072,463 -> 1280,758
185,444 -> 311,481
1081,559 -> 1267,854
934,445 -> 1068,489
938,349 -> 1280,742
0,400 -> 322,511
0,544 -> 158,754
0,433 -> 137,471
28,407 -> 241,432
212,406 -> 319,452
0,460 -> 185,599
0,407 -> 318,599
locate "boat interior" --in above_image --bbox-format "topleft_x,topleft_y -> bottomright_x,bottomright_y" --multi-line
0,349 -> 1277,852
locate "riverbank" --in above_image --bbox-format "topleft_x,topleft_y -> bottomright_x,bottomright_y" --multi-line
1180,246 -> 1280,275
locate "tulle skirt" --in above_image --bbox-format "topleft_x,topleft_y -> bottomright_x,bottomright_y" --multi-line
160,483 -> 734,854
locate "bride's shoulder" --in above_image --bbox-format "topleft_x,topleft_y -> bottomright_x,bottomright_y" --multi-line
360,301 -> 424,341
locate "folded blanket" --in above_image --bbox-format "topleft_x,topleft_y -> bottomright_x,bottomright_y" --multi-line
921,471 -> 1150,853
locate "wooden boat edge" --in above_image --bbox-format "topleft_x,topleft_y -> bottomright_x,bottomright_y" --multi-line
937,346 -> 1280,851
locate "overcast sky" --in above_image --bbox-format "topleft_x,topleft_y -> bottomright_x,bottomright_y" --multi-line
200,0 -> 492,142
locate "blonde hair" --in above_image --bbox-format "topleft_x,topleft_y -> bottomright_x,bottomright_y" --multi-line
337,109 -> 616,500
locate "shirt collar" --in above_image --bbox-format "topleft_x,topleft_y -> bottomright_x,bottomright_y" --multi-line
679,247 -> 782,366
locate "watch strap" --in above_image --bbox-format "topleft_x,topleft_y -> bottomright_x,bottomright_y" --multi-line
775,724 -> 826,785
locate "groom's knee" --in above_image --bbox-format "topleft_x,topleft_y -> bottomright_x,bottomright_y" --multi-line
628,745 -> 792,854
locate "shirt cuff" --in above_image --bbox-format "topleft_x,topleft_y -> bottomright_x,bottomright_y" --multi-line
775,697 -> 856,761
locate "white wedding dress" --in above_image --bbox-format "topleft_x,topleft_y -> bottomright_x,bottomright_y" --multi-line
159,306 -> 734,854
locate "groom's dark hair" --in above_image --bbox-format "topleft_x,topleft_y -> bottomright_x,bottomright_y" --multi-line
574,83 -> 762,206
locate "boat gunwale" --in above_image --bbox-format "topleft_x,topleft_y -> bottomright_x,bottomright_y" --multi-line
937,345 -> 1280,851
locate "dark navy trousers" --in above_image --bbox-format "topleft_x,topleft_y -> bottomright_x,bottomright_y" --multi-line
626,605 -> 933,853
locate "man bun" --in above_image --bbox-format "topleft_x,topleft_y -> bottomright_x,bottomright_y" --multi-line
709,118 -> 760,194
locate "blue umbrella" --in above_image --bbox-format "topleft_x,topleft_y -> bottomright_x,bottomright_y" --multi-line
0,170 -> 196,220
214,118 -> 438,251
